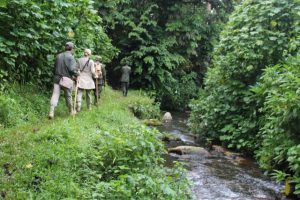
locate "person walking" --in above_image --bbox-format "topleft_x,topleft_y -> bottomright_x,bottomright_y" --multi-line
76,49 -> 95,112
48,42 -> 78,119
93,56 -> 106,103
120,64 -> 131,97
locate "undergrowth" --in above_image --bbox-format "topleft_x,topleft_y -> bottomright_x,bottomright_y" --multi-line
0,86 -> 191,199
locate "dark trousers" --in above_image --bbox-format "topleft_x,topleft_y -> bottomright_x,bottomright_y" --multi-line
121,82 -> 129,96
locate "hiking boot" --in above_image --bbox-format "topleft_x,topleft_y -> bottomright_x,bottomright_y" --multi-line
48,106 -> 55,120
70,110 -> 76,116
48,113 -> 54,120
76,103 -> 81,113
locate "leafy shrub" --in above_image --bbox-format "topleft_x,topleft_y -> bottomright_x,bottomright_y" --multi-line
0,0 -> 117,89
157,71 -> 198,111
91,166 -> 191,200
189,0 -> 300,151
79,126 -> 165,183
189,1 -> 300,194
97,0 -> 234,105
253,55 -> 300,194
129,100 -> 161,119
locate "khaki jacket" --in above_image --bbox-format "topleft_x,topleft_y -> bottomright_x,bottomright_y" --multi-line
77,57 -> 95,89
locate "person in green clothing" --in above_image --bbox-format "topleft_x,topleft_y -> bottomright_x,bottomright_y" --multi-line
48,42 -> 78,119
120,64 -> 131,96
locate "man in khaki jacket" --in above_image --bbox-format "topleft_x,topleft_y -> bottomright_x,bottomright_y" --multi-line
76,49 -> 95,112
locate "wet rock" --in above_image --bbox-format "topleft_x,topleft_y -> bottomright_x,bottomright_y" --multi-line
223,151 -> 250,165
168,146 -> 211,156
143,119 -> 162,126
161,133 -> 181,142
224,151 -> 242,158
234,156 -> 247,163
212,145 -> 227,153
162,112 -> 172,122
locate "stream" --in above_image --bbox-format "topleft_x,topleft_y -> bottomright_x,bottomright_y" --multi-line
157,112 -> 292,200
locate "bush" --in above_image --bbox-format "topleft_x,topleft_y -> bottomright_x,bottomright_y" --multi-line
189,0 -> 300,151
129,99 -> 161,119
92,166 -> 191,200
253,55 -> 300,194
157,71 -> 198,111
189,1 -> 300,194
0,0 -> 117,89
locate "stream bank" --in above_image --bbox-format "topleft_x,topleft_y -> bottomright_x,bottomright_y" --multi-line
157,112 -> 292,200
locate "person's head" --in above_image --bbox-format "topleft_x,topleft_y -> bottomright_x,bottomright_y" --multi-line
95,55 -> 102,61
84,49 -> 92,57
120,59 -> 129,66
65,42 -> 74,51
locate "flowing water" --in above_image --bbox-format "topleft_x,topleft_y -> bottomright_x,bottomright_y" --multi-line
157,112 -> 293,200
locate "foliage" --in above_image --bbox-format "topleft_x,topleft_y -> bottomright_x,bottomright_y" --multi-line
156,71 -> 198,111
253,55 -> 300,194
128,96 -> 161,119
0,84 -> 49,128
96,0 -> 234,110
0,0 -> 117,89
91,165 -> 191,199
0,86 -> 191,199
190,0 -> 300,194
189,0 -> 300,151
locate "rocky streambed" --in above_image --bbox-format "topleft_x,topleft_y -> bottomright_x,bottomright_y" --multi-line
157,112 -> 292,200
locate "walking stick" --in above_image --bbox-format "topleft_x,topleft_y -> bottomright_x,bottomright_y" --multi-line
96,78 -> 99,105
73,79 -> 78,118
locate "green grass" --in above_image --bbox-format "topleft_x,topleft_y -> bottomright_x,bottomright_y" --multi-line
0,87 -> 191,199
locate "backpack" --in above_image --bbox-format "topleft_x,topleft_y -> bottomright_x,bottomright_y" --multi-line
95,63 -> 102,78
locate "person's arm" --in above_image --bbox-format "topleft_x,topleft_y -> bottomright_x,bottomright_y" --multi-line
54,55 -> 59,75
91,60 -> 96,78
102,65 -> 106,84
66,55 -> 78,77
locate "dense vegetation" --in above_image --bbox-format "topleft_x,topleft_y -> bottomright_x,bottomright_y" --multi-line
1,0 -> 300,197
189,0 -> 300,194
96,0 -> 235,110
0,0 -> 235,110
0,86 -> 191,199
0,0 -> 117,89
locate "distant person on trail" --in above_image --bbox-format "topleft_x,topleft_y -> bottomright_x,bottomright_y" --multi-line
48,42 -> 78,119
93,56 -> 106,104
76,49 -> 95,112
120,64 -> 131,97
